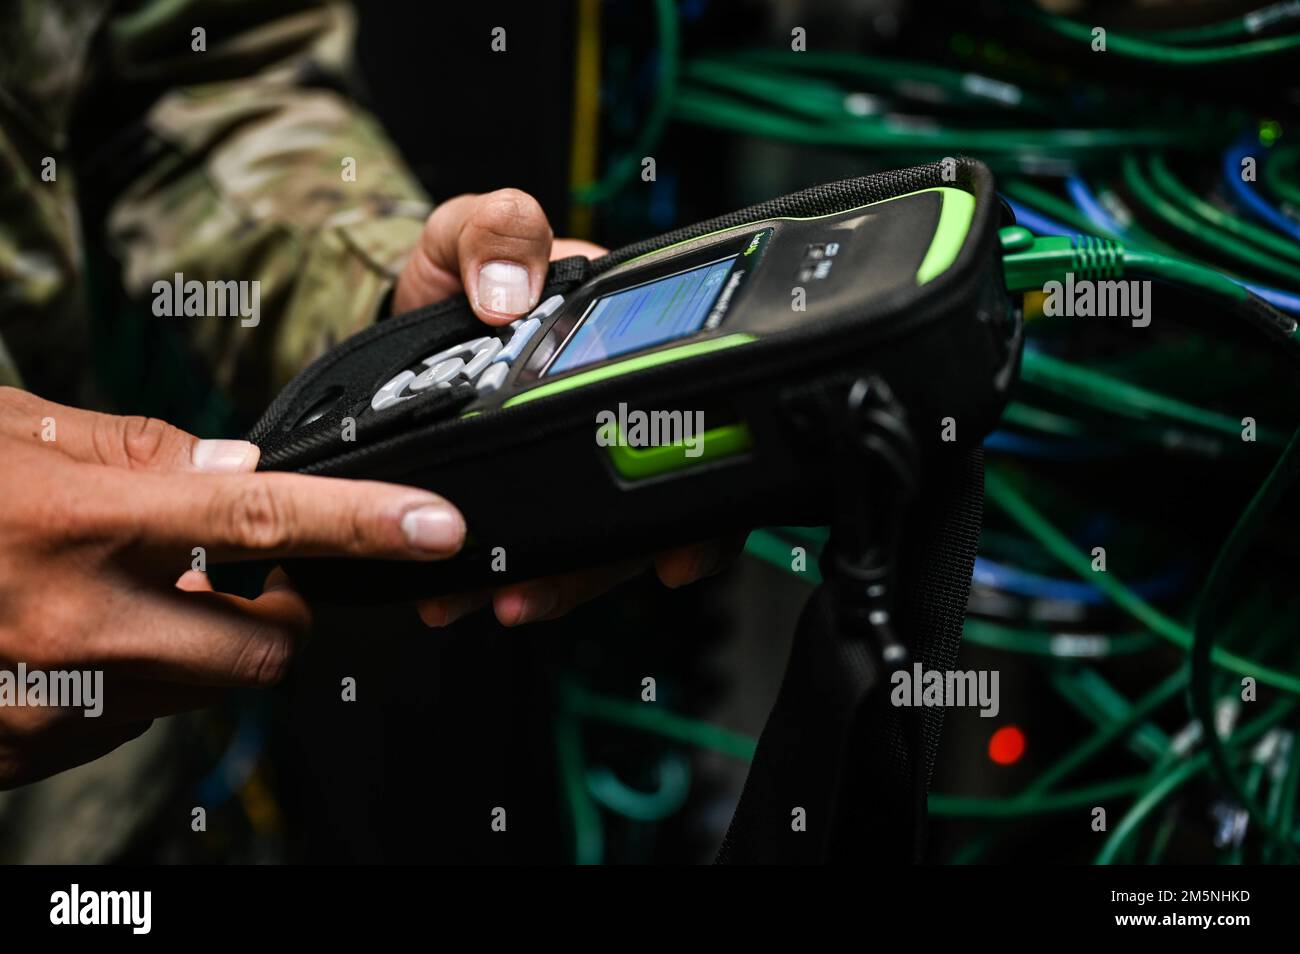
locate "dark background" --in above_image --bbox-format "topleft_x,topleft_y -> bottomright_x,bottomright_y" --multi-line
84,0 -> 1300,865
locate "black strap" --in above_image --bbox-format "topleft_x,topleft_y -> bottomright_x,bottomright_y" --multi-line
716,448 -> 984,864
545,254 -> 595,287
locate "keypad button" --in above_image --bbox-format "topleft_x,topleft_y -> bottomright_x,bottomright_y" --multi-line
372,332 -> 517,413
527,294 -> 564,321
409,356 -> 466,391
476,362 -> 508,394
462,338 -> 503,380
420,337 -> 491,367
494,318 -> 540,365
371,369 -> 417,411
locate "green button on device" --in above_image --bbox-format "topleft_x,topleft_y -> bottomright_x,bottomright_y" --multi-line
604,420 -> 754,480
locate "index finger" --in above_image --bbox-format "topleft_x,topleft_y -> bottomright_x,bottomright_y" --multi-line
72,464 -> 467,567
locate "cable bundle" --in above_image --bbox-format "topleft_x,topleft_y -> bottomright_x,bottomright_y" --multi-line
562,0 -> 1300,865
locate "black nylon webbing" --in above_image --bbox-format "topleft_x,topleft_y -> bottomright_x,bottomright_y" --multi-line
716,448 -> 984,864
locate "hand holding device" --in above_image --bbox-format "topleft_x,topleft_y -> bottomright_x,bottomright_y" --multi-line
253,160 -> 1020,602
0,387 -> 466,787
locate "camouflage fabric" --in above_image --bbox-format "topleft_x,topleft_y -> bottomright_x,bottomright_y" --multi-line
0,0 -> 433,861
0,0 -> 431,413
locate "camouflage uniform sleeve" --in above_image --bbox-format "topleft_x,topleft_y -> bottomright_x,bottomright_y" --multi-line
0,1 -> 107,401
99,0 -> 431,410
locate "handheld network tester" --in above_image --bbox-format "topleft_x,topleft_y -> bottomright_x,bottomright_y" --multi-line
250,159 -> 1021,600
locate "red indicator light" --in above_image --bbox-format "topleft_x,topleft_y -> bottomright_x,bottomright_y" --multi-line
988,725 -> 1025,766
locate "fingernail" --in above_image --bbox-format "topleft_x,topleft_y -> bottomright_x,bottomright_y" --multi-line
418,600 -> 452,628
513,587 -> 559,625
175,570 -> 209,591
401,505 -> 465,553
419,596 -> 471,628
477,261 -> 534,315
192,439 -> 260,473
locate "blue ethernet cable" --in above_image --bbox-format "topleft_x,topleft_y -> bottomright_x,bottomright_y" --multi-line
1223,139 -> 1300,244
1066,172 -> 1300,314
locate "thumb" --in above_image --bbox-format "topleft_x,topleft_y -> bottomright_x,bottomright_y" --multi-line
394,189 -> 553,324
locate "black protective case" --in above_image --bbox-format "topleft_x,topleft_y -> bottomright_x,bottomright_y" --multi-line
250,159 -> 1020,601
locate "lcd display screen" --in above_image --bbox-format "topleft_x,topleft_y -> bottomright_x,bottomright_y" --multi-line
544,256 -> 737,376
